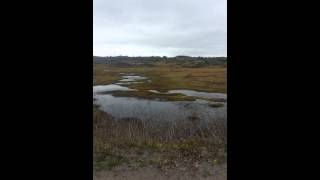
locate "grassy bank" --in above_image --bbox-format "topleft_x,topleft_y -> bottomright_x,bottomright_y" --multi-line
98,90 -> 227,103
97,90 -> 197,101
93,104 -> 227,171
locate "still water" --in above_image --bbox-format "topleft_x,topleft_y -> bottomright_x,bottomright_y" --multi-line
93,74 -> 227,123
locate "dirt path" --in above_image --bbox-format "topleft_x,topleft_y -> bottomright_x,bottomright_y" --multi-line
94,163 -> 226,180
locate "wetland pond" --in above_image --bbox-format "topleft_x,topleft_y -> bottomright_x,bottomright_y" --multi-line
93,74 -> 227,124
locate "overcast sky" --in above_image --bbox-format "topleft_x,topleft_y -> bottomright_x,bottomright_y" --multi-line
93,0 -> 227,57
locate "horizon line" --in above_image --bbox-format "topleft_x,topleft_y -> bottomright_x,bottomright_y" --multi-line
93,55 -> 227,58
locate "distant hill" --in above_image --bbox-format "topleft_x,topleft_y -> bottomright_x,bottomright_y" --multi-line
93,56 -> 227,67
93,56 -> 108,64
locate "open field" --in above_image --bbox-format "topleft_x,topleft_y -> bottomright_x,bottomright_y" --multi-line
93,63 -> 226,93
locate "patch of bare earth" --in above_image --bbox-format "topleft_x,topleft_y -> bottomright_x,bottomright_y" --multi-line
94,163 -> 226,180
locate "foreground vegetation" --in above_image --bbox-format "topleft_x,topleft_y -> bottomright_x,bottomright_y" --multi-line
93,104 -> 227,172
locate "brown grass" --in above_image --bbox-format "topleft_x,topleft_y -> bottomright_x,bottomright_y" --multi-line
93,64 -> 226,93
93,104 -> 227,171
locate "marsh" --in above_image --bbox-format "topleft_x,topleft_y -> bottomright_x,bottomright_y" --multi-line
93,58 -> 227,180
93,74 -> 226,124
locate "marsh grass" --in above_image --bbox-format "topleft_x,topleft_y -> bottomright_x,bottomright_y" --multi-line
97,90 -> 227,103
93,104 -> 227,171
93,64 -> 226,93
98,90 -> 197,101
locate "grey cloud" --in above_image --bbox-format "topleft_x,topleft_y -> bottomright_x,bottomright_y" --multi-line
94,0 -> 227,56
